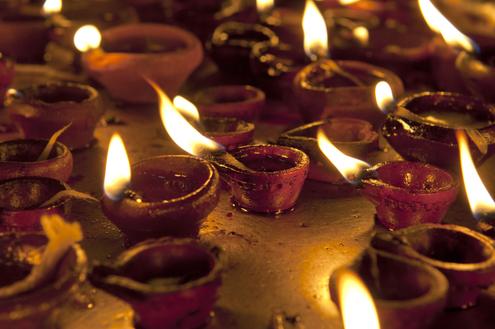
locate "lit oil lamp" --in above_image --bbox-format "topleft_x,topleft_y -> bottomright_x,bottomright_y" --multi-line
277,117 -> 378,183
0,215 -> 87,328
90,237 -> 222,329
330,249 -> 448,329
194,85 -> 265,122
317,121 -> 458,229
372,223 -> 495,308
0,54 -> 14,107
6,82 -> 103,150
101,133 -> 220,242
79,23 -> 203,103
152,82 -> 309,214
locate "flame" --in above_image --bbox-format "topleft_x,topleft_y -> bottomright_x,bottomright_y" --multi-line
353,26 -> 369,46
337,269 -> 380,329
74,25 -> 102,52
418,0 -> 477,53
257,0 -> 274,15
339,0 -> 361,5
104,133 -> 131,201
173,96 -> 200,122
303,0 -> 328,61
43,0 -> 62,15
317,129 -> 370,184
456,130 -> 495,220
147,79 -> 224,157
374,81 -> 394,113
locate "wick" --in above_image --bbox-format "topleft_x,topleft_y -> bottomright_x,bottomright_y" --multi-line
207,150 -> 254,174
326,59 -> 366,87
37,123 -> 72,161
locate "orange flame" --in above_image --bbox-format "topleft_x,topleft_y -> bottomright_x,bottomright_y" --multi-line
104,133 -> 131,201
317,129 -> 370,184
173,95 -> 201,122
337,269 -> 381,329
74,25 -> 102,52
339,0 -> 361,5
374,81 -> 394,114
303,0 -> 328,60
353,26 -> 369,46
456,130 -> 495,220
43,0 -> 62,15
257,0 -> 274,15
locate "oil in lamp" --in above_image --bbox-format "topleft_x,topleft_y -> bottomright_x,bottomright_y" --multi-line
152,82 -> 309,214
90,237 -> 222,329
79,23 -> 203,103
0,54 -> 14,107
101,132 -> 220,242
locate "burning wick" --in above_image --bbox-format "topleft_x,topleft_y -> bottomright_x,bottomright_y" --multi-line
104,133 -> 132,201
456,130 -> 495,223
74,25 -> 102,53
303,0 -> 328,61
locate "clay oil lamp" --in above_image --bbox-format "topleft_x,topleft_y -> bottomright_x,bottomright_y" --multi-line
208,21 -> 279,76
0,54 -> 14,107
277,117 -> 378,183
371,223 -> 495,308
317,128 -> 458,229
6,82 -> 103,150
79,23 -> 203,103
151,82 -> 309,215
330,249 -> 448,329
382,91 -> 495,170
194,85 -> 265,122
0,139 -> 72,182
0,215 -> 87,328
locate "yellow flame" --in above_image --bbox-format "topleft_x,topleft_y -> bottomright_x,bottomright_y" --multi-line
173,96 -> 201,122
353,26 -> 369,46
257,0 -> 274,15
147,79 -> 224,157
374,81 -> 394,114
418,0 -> 477,53
74,25 -> 102,52
317,129 -> 370,183
104,133 -> 131,201
337,269 -> 381,329
303,0 -> 328,61
339,0 -> 361,5
43,0 -> 62,15
456,130 -> 495,219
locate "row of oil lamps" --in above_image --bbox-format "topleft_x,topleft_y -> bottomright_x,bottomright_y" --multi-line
0,0 -> 494,329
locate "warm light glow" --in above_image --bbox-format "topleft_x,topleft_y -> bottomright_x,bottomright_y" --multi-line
173,96 -> 200,122
74,25 -> 102,52
303,0 -> 328,61
147,79 -> 224,157
43,0 -> 62,15
374,81 -> 394,113
257,0 -> 274,15
456,130 -> 495,219
337,269 -> 380,329
418,0 -> 477,53
104,133 -> 131,201
317,129 -> 370,184
353,26 -> 369,46
339,0 -> 360,5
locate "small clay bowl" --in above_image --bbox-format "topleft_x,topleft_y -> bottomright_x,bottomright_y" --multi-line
101,155 -> 220,242
0,232 -> 87,328
330,249 -> 448,329
223,144 -> 309,214
372,224 -> 495,308
82,23 -> 203,103
360,161 -> 458,230
90,237 -> 221,329
455,50 -> 495,103
292,60 -> 404,126
0,139 -> 73,182
0,12 -> 49,63
382,92 -> 495,170
202,117 -> 254,151
278,117 -> 378,183
195,85 -> 265,122
208,21 -> 279,75
7,82 -> 103,150
0,177 -> 70,232
0,54 -> 14,107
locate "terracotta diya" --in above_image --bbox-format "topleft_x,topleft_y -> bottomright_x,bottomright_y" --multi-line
360,161 -> 458,230
0,176 -> 70,232
202,117 -> 254,151
7,82 -> 103,150
293,59 -> 404,125
277,117 -> 378,183
372,224 -> 495,308
382,92 -> 495,170
194,85 -> 265,122
81,23 -> 203,103
0,139 -> 73,182
90,237 -> 221,329
0,54 -> 14,107
330,248 -> 448,329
